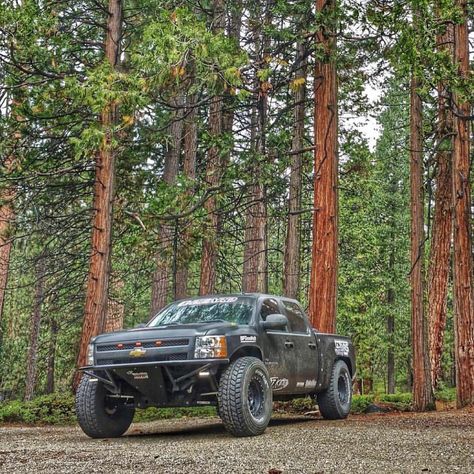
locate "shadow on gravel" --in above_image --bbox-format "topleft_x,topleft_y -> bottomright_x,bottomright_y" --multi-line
125,416 -> 316,439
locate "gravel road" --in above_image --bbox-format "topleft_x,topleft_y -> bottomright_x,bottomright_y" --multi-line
1,410 -> 473,473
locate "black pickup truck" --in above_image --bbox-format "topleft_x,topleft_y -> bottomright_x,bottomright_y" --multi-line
76,294 -> 356,438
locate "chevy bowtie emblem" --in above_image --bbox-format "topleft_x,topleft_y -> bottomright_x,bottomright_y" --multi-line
129,347 -> 147,358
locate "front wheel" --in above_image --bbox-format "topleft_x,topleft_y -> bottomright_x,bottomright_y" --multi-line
317,359 -> 352,420
75,373 -> 135,438
218,357 -> 273,437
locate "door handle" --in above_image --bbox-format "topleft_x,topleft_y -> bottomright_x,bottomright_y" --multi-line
308,342 -> 317,349
284,341 -> 294,349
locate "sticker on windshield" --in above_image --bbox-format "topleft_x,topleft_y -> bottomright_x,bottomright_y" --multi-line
240,335 -> 256,343
335,340 -> 349,356
178,297 -> 238,307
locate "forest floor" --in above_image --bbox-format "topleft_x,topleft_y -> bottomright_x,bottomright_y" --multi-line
0,409 -> 473,473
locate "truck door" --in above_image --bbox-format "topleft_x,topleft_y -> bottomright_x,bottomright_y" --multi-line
258,297 -> 297,394
281,300 -> 319,393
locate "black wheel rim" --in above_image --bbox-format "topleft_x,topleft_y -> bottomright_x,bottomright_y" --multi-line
104,397 -> 118,416
248,375 -> 266,420
338,372 -> 350,405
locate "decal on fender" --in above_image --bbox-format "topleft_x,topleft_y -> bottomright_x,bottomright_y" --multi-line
240,335 -> 257,343
335,340 -> 349,356
270,377 -> 289,391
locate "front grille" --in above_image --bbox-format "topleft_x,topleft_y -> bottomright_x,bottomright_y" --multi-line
96,353 -> 188,365
97,338 -> 189,352
167,353 -> 187,361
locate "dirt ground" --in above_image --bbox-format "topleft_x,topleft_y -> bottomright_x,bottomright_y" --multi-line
0,410 -> 473,473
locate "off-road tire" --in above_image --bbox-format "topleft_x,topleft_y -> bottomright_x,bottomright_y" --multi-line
75,373 -> 135,438
218,357 -> 272,437
317,359 -> 352,420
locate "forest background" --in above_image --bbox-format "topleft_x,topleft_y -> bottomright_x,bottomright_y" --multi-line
1,0 -> 473,413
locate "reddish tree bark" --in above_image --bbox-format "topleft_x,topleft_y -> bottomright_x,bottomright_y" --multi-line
308,0 -> 338,333
199,0 -> 225,295
0,90 -> 23,333
428,20 -> 454,389
452,0 -> 474,408
0,157 -> 14,329
284,44 -> 307,300
410,77 -> 434,411
74,0 -> 123,389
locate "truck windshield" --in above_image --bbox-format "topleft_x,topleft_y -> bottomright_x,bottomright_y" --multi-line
148,297 -> 255,326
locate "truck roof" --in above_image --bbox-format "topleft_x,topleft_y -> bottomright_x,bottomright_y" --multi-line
173,293 -> 299,303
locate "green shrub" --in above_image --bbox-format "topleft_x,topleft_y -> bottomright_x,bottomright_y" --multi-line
350,394 -> 374,414
379,392 -> 412,411
435,386 -> 456,402
289,397 -> 315,412
0,393 -> 76,425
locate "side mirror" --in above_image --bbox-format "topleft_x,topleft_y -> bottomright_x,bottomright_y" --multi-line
134,323 -> 146,329
261,314 -> 288,331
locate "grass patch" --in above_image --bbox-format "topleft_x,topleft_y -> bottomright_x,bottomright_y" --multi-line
0,387 -> 458,425
0,394 -> 216,426
134,406 -> 216,423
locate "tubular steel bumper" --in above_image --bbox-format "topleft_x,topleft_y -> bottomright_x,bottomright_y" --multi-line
78,358 -> 230,371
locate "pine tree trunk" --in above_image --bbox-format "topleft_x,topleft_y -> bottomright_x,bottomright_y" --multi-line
410,77 -> 434,411
452,0 -> 474,408
428,21 -> 454,389
175,91 -> 197,300
0,158 -> 14,330
149,96 -> 184,315
0,90 -> 23,336
242,1 -> 271,294
284,43 -> 307,299
387,249 -> 396,394
309,0 -> 338,332
74,0 -> 122,389
199,0 -> 225,295
45,318 -> 58,394
106,278 -> 125,332
24,255 -> 46,401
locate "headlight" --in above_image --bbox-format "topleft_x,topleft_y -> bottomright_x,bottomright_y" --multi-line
87,343 -> 94,366
194,336 -> 227,359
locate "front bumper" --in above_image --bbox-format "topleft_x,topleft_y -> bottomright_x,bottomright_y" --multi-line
79,358 -> 230,371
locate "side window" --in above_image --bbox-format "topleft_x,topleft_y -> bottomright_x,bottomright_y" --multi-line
260,298 -> 288,332
282,301 -> 309,333
260,298 -> 280,320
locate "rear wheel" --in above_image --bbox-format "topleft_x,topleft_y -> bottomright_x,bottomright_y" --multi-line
75,373 -> 135,438
218,357 -> 272,437
317,360 -> 352,420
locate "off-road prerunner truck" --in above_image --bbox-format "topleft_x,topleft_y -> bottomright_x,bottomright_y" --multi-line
76,294 -> 356,438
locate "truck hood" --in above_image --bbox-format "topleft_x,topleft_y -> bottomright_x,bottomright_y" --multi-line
93,321 -> 239,344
